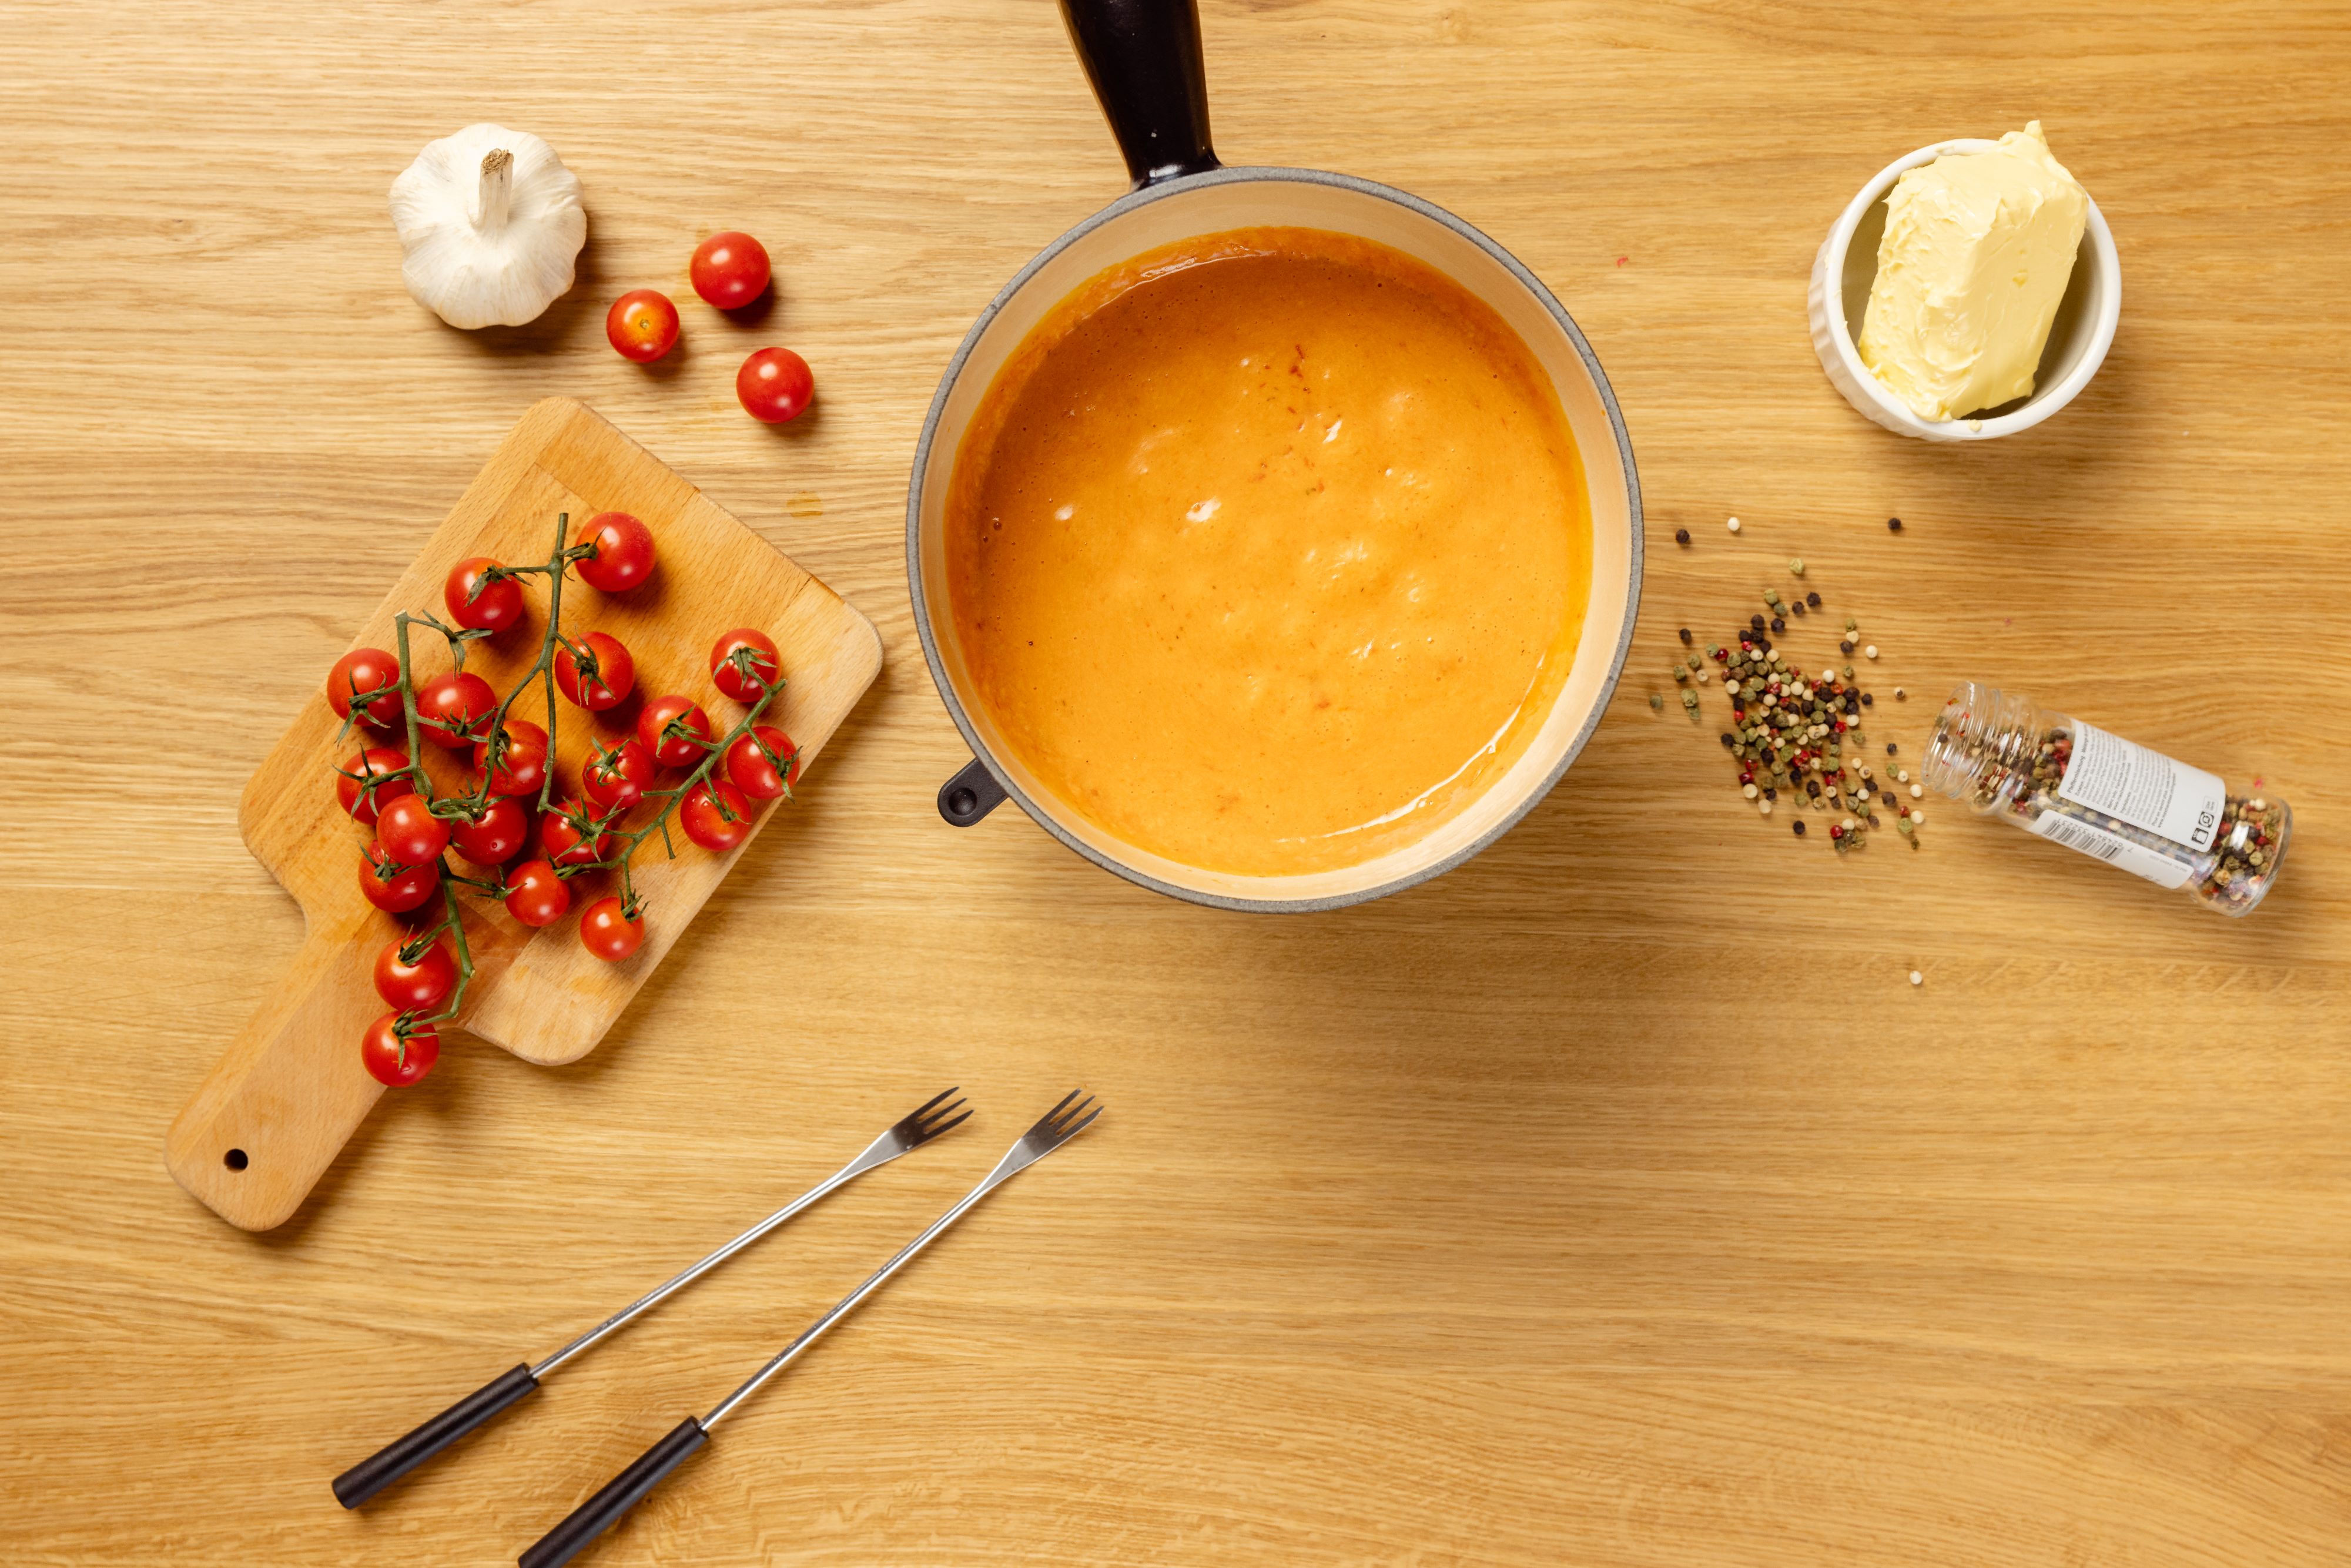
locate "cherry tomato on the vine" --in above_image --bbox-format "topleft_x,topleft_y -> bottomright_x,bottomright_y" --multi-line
736,347 -> 813,424
373,938 -> 456,1012
415,670 -> 498,750
679,778 -> 755,852
361,1013 -> 440,1088
443,557 -> 525,634
570,512 -> 656,594
474,718 -> 550,796
376,793 -> 452,866
605,289 -> 681,363
329,647 -> 406,729
360,843 -> 440,914
725,725 -> 799,801
503,859 -> 570,927
541,799 -> 614,868
637,695 -> 714,767
336,746 -> 414,826
554,631 -> 635,712
689,231 -> 771,311
582,736 -> 654,815
708,627 -> 781,702
448,795 -> 531,865
579,896 -> 645,963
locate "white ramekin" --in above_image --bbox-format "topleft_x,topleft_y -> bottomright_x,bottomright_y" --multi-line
1807,138 -> 2121,442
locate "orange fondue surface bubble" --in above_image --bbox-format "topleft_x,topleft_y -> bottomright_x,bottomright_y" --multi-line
946,227 -> 1590,877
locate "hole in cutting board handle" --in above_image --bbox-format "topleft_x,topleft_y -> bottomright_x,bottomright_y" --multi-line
223,1148 -> 249,1171
937,758 -> 1008,827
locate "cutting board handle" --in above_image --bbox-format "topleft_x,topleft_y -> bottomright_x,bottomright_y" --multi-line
166,914 -> 387,1231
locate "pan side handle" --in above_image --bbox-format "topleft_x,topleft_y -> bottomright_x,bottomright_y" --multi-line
1058,0 -> 1221,188
166,914 -> 386,1231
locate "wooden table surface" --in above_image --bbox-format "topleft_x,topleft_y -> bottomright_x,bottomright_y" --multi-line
4,2 -> 2348,1563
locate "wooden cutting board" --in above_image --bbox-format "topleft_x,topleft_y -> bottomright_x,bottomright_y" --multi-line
164,398 -> 883,1232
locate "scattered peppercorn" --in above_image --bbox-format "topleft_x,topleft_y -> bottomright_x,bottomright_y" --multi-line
1789,558 -> 1806,576
1888,517 -> 1903,532
1649,692 -> 1664,711
1793,820 -> 1806,836
1678,627 -> 1692,644
1770,617 -> 1785,632
1806,591 -> 1821,608
1675,528 -> 1691,545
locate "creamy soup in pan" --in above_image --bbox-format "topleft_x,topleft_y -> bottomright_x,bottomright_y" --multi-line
946,226 -> 1590,876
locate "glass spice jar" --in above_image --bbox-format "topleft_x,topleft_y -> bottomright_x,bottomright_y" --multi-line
1924,681 -> 2290,916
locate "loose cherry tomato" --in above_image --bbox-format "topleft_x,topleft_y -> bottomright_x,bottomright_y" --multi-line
415,670 -> 498,750
637,695 -> 714,767
448,795 -> 531,865
329,647 -> 405,728
504,860 -> 570,927
443,557 -> 525,634
679,778 -> 755,852
689,231 -> 771,310
555,631 -> 635,712
605,289 -> 681,362
373,938 -> 456,1011
474,719 -> 550,796
725,726 -> 799,801
708,627 -> 781,702
360,843 -> 439,914
376,793 -> 452,866
571,512 -> 656,594
582,736 -> 654,814
361,1013 -> 440,1088
579,896 -> 645,962
541,799 -> 613,867
336,746 -> 414,826
736,347 -> 813,424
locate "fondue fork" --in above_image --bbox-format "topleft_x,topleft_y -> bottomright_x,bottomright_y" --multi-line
517,1091 -> 1103,1568
330,1089 -> 970,1509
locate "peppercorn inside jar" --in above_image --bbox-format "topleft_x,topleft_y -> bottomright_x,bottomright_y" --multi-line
1923,681 -> 2290,916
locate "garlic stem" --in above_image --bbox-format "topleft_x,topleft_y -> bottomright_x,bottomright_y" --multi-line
471,149 -> 514,236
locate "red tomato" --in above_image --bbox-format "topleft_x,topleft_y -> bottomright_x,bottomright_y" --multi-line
689,231 -> 771,310
578,896 -> 645,962
583,736 -> 654,814
362,1013 -> 440,1088
449,795 -> 531,865
329,647 -> 405,729
415,670 -> 498,750
708,627 -> 781,702
725,726 -> 799,801
503,860 -> 571,927
376,794 -> 452,866
555,631 -> 635,712
637,695 -> 715,767
373,938 -> 456,1011
474,719 -> 550,796
605,289 -> 681,362
736,347 -> 813,424
541,799 -> 614,868
360,843 -> 440,914
336,746 -> 414,826
680,779 -> 755,852
443,557 -> 525,634
570,512 -> 656,594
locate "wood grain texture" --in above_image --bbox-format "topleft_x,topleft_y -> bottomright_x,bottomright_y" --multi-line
163,397 -> 882,1231
4,1 -> 2350,1564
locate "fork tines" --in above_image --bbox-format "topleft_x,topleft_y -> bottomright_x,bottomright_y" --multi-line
897,1088 -> 972,1145
1025,1090 -> 1101,1149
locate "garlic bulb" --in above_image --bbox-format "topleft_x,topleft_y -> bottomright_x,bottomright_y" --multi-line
390,124 -> 586,329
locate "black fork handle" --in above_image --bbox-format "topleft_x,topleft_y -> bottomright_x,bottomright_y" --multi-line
333,1362 -> 540,1509
1059,0 -> 1221,187
518,1416 -> 710,1568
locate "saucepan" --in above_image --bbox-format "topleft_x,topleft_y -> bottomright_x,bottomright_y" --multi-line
907,0 -> 1642,912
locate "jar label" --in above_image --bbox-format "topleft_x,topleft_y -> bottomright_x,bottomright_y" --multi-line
2028,810 -> 2196,889
2057,723 -> 2224,852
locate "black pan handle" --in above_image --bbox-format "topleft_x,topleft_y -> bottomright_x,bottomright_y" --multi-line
332,1362 -> 539,1509
1058,0 -> 1220,187
519,1416 -> 709,1568
937,756 -> 1008,826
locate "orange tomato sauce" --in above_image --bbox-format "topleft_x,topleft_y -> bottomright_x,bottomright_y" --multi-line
946,227 -> 1590,876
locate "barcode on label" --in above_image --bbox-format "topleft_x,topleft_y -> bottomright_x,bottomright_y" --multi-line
2040,816 -> 2125,861
2025,809 -> 2196,890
